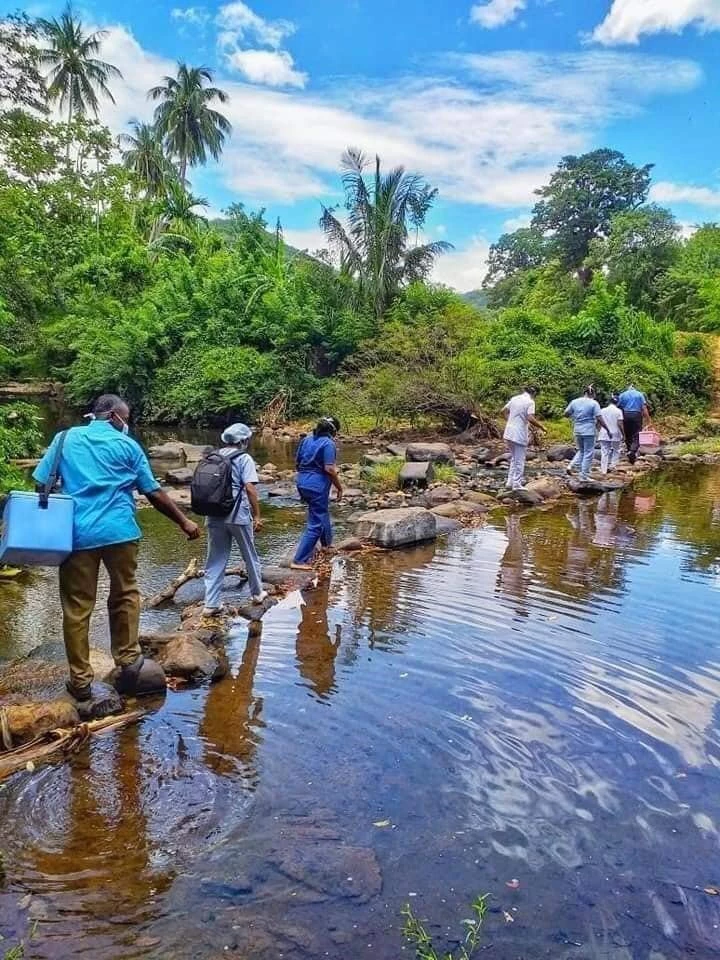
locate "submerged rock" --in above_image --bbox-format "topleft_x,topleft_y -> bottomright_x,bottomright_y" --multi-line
276,844 -> 382,903
354,507 -> 437,547
405,442 -> 454,464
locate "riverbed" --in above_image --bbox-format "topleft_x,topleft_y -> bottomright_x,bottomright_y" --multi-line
1,424 -> 720,957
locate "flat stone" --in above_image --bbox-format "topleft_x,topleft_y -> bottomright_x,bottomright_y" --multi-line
568,478 -> 615,496
469,447 -> 492,462
261,565 -> 317,589
385,443 -> 408,458
547,443 -> 577,462
354,507 -> 437,547
180,443 -> 212,462
424,484 -> 461,506
506,488 -> 544,506
405,442 -> 454,464
464,490 -> 497,505
165,466 -> 194,485
399,461 -> 435,488
155,636 -> 226,683
639,445 -> 662,456
342,487 -> 365,499
430,500 -> 488,518
4,699 -> 80,746
362,453 -> 394,466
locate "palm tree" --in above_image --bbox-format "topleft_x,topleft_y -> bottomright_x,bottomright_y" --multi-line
320,149 -> 452,321
120,120 -> 172,198
149,64 -> 231,182
39,5 -> 122,134
149,179 -> 208,250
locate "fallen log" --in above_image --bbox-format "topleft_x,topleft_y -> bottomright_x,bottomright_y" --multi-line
143,559 -> 247,609
0,709 -> 145,782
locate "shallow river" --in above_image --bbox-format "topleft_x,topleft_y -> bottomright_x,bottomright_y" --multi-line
2,421 -> 720,958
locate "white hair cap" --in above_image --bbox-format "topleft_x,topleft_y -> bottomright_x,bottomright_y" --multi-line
221,423 -> 253,444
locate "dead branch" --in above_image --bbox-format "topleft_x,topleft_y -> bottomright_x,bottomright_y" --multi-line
143,559 -> 247,609
0,709 -> 145,782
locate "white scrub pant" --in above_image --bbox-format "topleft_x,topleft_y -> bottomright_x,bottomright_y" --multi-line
600,440 -> 622,474
506,440 -> 527,489
204,518 -> 263,608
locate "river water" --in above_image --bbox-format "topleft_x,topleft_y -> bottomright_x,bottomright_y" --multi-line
1,410 -> 720,958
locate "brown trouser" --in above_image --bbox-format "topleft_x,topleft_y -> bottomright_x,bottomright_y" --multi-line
59,541 -> 141,689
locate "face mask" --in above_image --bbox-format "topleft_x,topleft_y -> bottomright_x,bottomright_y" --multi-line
113,414 -> 129,435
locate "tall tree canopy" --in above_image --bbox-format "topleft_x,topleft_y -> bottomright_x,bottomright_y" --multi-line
320,148 -> 451,322
484,227 -> 548,287
39,5 -> 121,128
531,148 -> 653,273
120,121 -> 172,198
0,13 -> 46,112
149,64 -> 231,182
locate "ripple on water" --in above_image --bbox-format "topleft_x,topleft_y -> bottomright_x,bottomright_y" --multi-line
1,466 -> 720,958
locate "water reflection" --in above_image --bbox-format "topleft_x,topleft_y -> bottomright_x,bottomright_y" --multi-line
2,466 -> 720,959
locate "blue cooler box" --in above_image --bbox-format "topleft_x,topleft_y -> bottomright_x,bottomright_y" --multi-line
0,491 -> 75,566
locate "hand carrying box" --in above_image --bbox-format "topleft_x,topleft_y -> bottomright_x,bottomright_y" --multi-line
0,430 -> 74,567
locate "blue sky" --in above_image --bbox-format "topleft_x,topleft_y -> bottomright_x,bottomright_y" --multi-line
16,0 -> 720,288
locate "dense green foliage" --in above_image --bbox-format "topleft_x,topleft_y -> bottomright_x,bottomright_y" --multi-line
0,402 -> 43,493
0,9 -> 717,432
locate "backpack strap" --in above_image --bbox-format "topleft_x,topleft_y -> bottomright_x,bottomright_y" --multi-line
39,430 -> 67,510
224,450 -> 247,523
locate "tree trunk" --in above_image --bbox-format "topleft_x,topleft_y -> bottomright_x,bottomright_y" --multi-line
179,153 -> 187,184
576,265 -> 594,287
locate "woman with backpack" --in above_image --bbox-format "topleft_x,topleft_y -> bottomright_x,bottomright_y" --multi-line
199,423 -> 268,616
291,417 -> 343,571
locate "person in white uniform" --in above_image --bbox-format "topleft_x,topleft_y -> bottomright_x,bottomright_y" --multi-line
598,394 -> 625,474
203,423 -> 267,616
502,386 -> 545,490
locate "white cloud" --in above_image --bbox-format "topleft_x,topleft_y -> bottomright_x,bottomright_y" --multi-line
226,49 -> 307,88
93,25 -> 703,216
679,222 -> 699,240
593,0 -> 720,45
431,236 -> 490,291
216,1 -> 295,48
171,6 -> 210,26
216,1 -> 304,88
651,181 -> 720,207
282,227 -> 329,253
471,0 -> 526,29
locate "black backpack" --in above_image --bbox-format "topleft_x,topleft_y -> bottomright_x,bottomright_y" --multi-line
190,450 -> 243,518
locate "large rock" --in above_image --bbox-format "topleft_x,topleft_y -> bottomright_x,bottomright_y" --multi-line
148,441 -> 187,461
405,442 -> 454,464
354,507 -> 437,547
506,488 -> 543,506
179,443 -> 212,463
71,682 -> 123,720
430,500 -> 488,518
568,478 -> 619,496
464,490 -> 497,506
525,477 -> 564,501
267,483 -> 298,498
399,461 -> 435,489
4,699 -> 79,746
165,466 -> 194,485
155,636 -> 226,683
547,443 -> 577,462
385,443 -> 408,458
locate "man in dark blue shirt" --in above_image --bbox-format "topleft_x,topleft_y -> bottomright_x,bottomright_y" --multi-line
617,385 -> 650,464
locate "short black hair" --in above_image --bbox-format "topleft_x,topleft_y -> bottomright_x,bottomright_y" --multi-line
523,384 -> 539,396
314,416 -> 340,438
93,394 -> 127,417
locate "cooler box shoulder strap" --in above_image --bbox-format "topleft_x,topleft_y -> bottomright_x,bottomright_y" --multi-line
39,430 -> 67,510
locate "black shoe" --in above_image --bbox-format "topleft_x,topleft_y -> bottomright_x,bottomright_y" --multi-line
66,680 -> 93,702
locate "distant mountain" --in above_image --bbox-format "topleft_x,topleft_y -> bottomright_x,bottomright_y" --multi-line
461,289 -> 488,310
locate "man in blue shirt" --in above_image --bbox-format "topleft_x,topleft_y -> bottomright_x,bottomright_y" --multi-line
33,394 -> 200,703
617,384 -> 650,464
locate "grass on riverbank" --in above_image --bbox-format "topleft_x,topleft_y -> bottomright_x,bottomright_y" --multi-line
672,438 -> 720,456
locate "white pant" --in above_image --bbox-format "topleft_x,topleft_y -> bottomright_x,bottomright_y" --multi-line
506,440 -> 527,489
600,439 -> 622,474
204,519 -> 263,608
